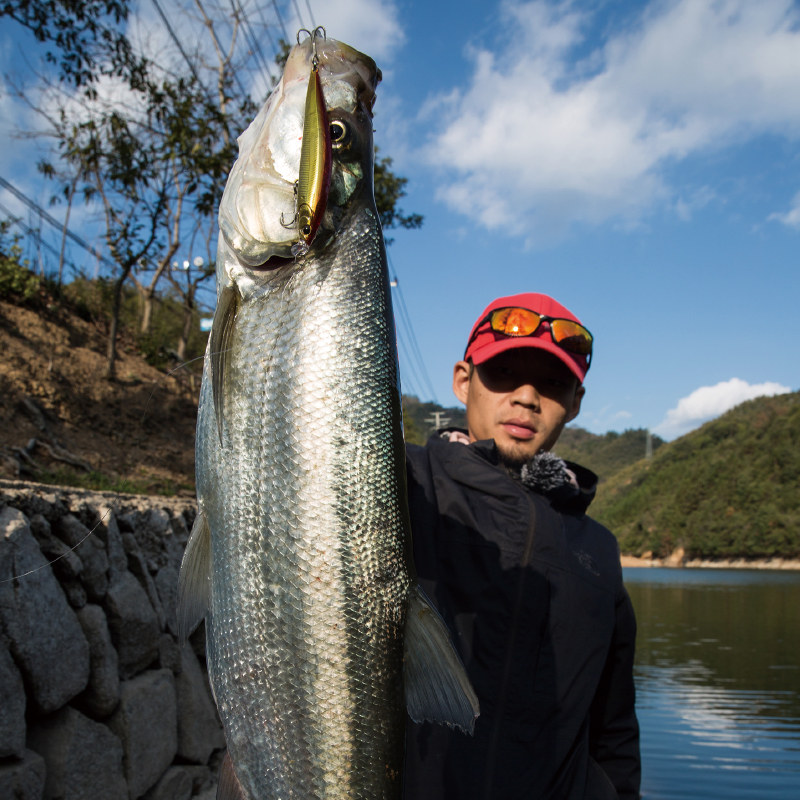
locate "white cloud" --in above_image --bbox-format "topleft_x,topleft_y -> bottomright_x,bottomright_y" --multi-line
287,0 -> 404,62
768,191 -> 800,228
426,0 -> 800,242
654,378 -> 792,439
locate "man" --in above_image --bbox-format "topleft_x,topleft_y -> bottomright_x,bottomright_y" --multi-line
403,293 -> 641,800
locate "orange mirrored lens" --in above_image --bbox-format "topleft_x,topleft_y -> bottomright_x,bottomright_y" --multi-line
550,319 -> 593,354
490,308 -> 541,337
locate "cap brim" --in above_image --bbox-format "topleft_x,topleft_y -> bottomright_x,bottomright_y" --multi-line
469,336 -> 588,383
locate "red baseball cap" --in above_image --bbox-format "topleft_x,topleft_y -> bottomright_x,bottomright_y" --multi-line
463,292 -> 591,383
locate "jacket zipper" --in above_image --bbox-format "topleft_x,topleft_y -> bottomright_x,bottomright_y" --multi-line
482,492 -> 538,800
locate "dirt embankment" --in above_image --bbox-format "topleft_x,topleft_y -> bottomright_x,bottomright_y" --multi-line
0,299 -> 199,495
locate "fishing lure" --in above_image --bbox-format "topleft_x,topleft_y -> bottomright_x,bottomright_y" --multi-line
291,27 -> 332,258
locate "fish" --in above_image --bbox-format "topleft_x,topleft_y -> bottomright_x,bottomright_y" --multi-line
178,31 -> 479,800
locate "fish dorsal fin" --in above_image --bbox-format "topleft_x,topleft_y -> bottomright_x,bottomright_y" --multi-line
217,751 -> 247,800
177,510 -> 211,645
211,283 -> 239,447
404,585 -> 480,735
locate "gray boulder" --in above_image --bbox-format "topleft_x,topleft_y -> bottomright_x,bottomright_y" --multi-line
61,579 -> 87,609
122,533 -> 166,631
0,507 -> 89,713
175,644 -> 224,764
131,508 -> 172,571
54,515 -> 109,601
143,766 -> 192,800
75,604 -> 120,718
28,514 -> 83,581
0,749 -> 46,800
108,669 -> 177,799
157,633 -> 182,675
181,765 -> 214,796
27,705 -> 127,800
154,565 -> 179,636
104,572 -> 160,679
0,638 -> 25,758
94,506 -> 129,579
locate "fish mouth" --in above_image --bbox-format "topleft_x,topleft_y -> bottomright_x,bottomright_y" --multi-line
248,255 -> 295,271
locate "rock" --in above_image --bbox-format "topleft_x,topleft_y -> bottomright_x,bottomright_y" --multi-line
108,669 -> 177,799
0,749 -> 46,800
181,765 -> 214,796
0,638 -> 25,758
132,509 -> 172,571
104,572 -> 160,679
143,766 -> 192,800
27,706 -> 127,800
665,546 -> 686,567
189,620 -> 207,660
122,534 -> 166,631
61,579 -> 87,609
175,645 -> 224,764
54,515 -> 109,601
154,565 -> 179,636
157,633 -> 182,675
94,507 -> 129,579
0,507 -> 90,713
28,513 -> 83,581
75,604 -> 120,718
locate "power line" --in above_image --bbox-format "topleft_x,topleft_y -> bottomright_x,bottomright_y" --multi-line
0,175 -> 115,270
303,0 -> 316,28
232,0 -> 276,86
387,253 -> 438,402
151,0 -> 203,85
270,0 -> 289,41
0,200 -> 81,277
291,0 -> 306,29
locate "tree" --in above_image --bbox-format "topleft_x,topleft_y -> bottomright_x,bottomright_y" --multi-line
0,0 -> 145,91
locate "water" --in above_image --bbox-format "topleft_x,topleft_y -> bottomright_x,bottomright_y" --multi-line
624,568 -> 800,800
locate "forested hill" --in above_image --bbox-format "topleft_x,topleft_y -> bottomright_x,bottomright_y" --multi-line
554,427 -> 664,482
591,391 -> 800,559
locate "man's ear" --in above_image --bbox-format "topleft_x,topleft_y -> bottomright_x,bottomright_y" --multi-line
567,384 -> 585,424
453,361 -> 471,405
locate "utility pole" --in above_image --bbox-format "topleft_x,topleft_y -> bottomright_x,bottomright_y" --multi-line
425,411 -> 451,430
645,430 -> 653,460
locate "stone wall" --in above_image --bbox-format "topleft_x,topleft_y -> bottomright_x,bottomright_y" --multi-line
0,480 -> 224,800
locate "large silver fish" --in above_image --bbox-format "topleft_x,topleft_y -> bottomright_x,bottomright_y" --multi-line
178,32 -> 478,800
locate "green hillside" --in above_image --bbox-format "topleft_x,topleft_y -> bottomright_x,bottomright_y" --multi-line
592,392 -> 800,559
402,395 -> 467,446
554,426 -> 665,483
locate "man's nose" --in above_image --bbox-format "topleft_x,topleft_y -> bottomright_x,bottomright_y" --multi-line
510,382 -> 540,409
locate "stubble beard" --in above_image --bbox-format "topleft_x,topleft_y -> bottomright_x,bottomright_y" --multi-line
496,440 -> 539,470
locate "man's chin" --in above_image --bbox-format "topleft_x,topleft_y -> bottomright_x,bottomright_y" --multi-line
495,439 -> 541,469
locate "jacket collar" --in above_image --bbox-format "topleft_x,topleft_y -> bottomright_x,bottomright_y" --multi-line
429,429 -> 598,514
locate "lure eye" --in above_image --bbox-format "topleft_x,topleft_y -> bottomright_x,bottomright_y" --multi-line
301,224 -> 311,236
330,121 -> 347,143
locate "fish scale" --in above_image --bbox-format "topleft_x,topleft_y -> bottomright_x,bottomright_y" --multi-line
196,205 -> 409,799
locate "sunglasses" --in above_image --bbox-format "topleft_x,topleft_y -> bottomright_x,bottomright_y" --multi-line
465,306 -> 593,359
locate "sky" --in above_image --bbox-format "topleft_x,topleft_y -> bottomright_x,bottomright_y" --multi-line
1,0 -> 799,440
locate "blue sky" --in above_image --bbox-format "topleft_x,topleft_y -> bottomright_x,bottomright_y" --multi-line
1,0 -> 799,439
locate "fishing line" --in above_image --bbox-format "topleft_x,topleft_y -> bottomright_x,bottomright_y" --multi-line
1,349 -> 232,584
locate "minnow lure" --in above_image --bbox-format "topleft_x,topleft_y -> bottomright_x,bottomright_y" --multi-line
292,29 -> 332,258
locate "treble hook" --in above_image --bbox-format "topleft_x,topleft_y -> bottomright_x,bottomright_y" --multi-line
280,180 -> 299,228
297,26 -> 327,70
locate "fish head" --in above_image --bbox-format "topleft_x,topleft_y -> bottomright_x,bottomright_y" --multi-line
218,34 -> 381,275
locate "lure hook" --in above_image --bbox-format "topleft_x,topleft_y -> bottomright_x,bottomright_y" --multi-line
297,26 -> 327,70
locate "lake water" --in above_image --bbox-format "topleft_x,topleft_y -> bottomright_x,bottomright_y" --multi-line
624,568 -> 800,800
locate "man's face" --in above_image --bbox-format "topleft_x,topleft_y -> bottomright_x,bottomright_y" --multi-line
452,348 -> 585,466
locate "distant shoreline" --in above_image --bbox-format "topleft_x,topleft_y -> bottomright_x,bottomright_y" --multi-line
621,554 -> 800,571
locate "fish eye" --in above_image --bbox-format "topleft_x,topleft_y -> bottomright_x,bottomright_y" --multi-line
330,121 -> 348,143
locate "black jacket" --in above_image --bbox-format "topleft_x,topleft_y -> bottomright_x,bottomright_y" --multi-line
403,434 -> 640,800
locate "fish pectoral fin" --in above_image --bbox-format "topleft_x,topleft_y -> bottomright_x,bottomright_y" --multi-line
177,510 -> 211,645
217,751 -> 247,800
210,283 -> 239,448
404,584 -> 480,735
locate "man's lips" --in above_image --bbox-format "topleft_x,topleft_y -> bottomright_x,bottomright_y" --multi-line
501,419 -> 537,440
